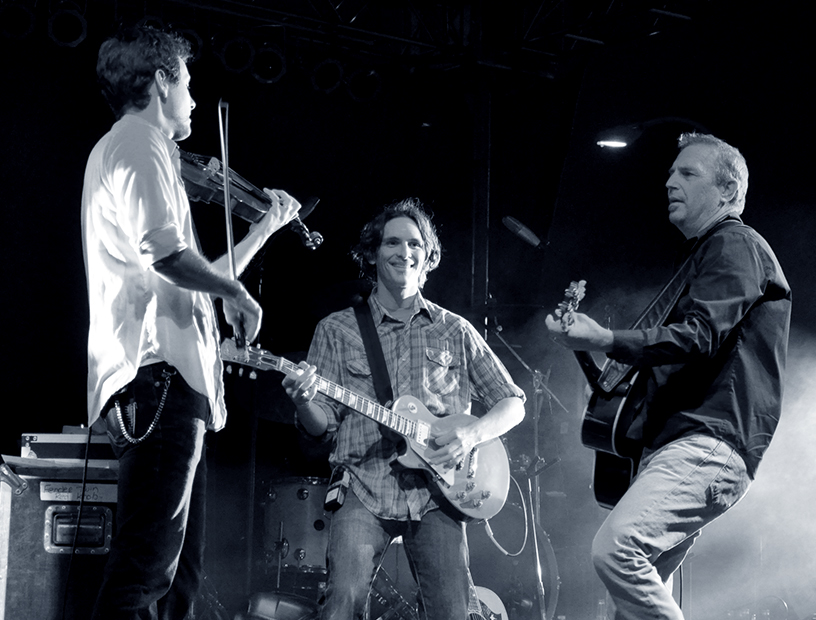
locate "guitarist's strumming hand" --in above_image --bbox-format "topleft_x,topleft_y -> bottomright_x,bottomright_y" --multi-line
426,422 -> 480,470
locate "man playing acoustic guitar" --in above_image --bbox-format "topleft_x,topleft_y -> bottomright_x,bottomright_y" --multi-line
283,198 -> 526,619
545,133 -> 790,620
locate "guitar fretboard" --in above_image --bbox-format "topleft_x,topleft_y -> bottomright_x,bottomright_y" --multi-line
246,349 -> 431,445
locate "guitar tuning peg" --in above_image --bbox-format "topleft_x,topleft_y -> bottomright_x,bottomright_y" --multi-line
238,367 -> 244,377
249,370 -> 257,380
226,364 -> 233,374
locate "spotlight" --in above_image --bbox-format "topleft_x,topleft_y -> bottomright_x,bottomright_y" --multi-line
218,36 -> 254,73
311,59 -> 344,94
48,3 -> 87,47
347,69 -> 381,102
251,45 -> 286,84
596,117 -> 710,149
0,3 -> 35,39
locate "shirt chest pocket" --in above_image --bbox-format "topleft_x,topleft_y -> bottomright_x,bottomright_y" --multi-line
343,357 -> 376,399
424,346 -> 460,396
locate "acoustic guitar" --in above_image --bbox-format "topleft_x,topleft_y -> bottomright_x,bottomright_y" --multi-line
555,281 -> 646,509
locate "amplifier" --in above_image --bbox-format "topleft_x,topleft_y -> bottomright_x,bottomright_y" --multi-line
20,433 -> 115,462
0,462 -> 117,620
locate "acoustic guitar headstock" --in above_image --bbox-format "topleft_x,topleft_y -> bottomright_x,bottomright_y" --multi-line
555,280 -> 587,332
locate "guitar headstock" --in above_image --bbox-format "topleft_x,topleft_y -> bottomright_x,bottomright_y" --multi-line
220,339 -> 287,378
555,280 -> 586,332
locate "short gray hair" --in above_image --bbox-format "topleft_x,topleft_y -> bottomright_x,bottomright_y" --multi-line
678,133 -> 749,214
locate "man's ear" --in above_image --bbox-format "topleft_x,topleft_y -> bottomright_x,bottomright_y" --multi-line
154,69 -> 169,100
720,179 -> 738,204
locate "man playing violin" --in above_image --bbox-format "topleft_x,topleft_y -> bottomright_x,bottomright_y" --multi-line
82,25 -> 300,620
282,198 -> 526,619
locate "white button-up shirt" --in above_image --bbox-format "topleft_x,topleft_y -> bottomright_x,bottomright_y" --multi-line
82,115 -> 226,430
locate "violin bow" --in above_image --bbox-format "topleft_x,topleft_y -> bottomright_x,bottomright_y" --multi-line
217,99 -> 245,347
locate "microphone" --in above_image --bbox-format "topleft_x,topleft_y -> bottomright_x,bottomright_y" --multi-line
502,216 -> 543,249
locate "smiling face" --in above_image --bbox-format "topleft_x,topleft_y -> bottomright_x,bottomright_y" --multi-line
371,216 -> 428,300
665,143 -> 728,238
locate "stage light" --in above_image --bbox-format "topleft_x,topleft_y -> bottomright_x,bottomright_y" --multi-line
218,36 -> 254,73
48,3 -> 87,47
347,69 -> 381,102
0,2 -> 35,39
311,59 -> 344,94
596,117 -> 711,148
596,124 -> 643,148
252,45 -> 286,84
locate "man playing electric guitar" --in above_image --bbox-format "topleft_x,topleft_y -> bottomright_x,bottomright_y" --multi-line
282,198 -> 526,620
545,133 -> 790,620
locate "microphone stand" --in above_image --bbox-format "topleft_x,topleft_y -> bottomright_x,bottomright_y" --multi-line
489,317 -> 566,620
522,456 -> 560,620
490,321 -> 568,523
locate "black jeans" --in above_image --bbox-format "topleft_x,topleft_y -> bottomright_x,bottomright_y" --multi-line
92,363 -> 209,620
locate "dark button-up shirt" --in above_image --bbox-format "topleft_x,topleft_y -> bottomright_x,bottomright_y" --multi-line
301,289 -> 525,520
609,216 -> 791,478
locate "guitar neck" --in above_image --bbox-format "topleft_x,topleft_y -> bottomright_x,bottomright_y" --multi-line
264,354 -> 424,442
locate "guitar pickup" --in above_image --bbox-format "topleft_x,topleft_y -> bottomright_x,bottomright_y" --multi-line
415,422 -> 431,447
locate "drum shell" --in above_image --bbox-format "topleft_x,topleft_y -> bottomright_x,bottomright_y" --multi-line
262,477 -> 330,570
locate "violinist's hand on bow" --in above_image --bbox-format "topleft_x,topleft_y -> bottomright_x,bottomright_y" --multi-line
252,189 -> 301,238
544,311 -> 613,352
222,282 -> 263,347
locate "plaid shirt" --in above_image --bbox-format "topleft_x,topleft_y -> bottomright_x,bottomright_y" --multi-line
301,289 -> 525,521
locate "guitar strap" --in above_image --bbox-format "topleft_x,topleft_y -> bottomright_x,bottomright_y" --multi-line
353,294 -> 394,407
597,217 -> 741,393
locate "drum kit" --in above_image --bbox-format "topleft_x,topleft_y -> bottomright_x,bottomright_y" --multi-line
252,465 -> 560,620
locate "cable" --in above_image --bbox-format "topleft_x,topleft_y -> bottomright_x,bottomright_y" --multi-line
60,425 -> 94,620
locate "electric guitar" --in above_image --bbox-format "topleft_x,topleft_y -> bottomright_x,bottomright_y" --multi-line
555,281 -> 647,509
473,587 -> 508,620
467,568 -> 508,620
221,339 -> 510,520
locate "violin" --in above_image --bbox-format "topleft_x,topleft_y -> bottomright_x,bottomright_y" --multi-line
178,149 -> 323,250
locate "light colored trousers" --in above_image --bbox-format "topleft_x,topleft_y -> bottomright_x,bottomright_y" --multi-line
592,434 -> 752,620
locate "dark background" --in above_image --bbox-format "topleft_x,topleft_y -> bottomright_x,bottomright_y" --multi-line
1,2 -> 814,620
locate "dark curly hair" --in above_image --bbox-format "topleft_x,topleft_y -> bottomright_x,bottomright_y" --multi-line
351,198 -> 442,288
97,26 -> 191,119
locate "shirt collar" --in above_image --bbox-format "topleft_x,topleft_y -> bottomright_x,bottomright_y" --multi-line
118,113 -> 178,153
688,207 -> 741,239
369,286 -> 434,324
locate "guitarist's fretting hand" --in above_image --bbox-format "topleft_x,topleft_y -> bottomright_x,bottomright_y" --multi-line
282,361 -> 327,437
545,311 -> 614,353
282,361 -> 318,406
